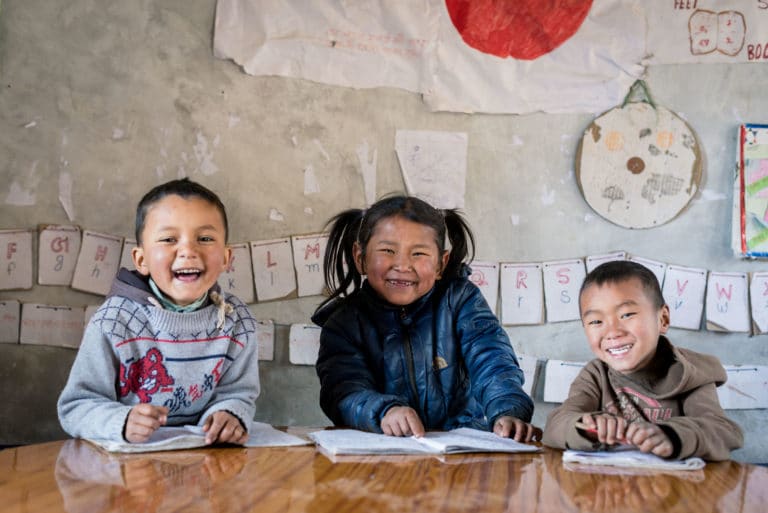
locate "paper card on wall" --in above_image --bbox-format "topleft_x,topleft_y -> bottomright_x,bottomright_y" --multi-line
38,225 -> 82,286
119,239 -> 137,272
288,323 -> 321,365
662,265 -> 707,330
220,243 -> 255,304
250,238 -> 297,302
629,255 -> 668,288
256,319 -> 275,361
0,230 -> 33,290
0,300 -> 21,343
543,259 -> 586,323
585,251 -> 627,273
71,231 -> 124,296
500,263 -> 543,326
468,260 -> 499,313
749,272 -> 768,334
395,130 -> 467,209
717,365 -> 768,410
543,360 -> 586,403
20,303 -> 85,348
291,233 -> 328,297
705,272 -> 750,333
516,354 -> 539,397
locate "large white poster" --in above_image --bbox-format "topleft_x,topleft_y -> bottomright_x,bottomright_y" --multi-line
214,0 -> 646,114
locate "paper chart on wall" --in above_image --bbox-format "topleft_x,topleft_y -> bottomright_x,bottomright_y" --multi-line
543,360 -> 586,403
71,231 -> 123,296
468,260 -> 499,313
289,323 -> 321,365
0,230 -> 33,291
662,265 -> 707,330
500,263 -> 543,326
255,319 -> 275,361
516,354 -> 538,397
542,259 -> 585,323
221,243 -> 255,304
717,365 -> 768,410
395,130 -> 467,209
250,237 -> 297,302
0,300 -> 21,343
705,272 -> 749,333
291,234 -> 328,297
19,303 -> 84,349
750,272 -> 768,334
38,225 -> 81,286
733,124 -> 768,258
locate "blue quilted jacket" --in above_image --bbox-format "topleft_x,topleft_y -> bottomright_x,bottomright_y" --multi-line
312,269 -> 533,433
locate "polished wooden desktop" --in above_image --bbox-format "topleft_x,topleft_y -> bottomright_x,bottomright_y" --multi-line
0,438 -> 765,513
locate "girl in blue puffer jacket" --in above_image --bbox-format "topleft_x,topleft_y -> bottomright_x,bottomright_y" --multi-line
313,195 -> 540,442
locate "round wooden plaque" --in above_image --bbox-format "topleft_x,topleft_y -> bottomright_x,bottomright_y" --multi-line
575,102 -> 702,229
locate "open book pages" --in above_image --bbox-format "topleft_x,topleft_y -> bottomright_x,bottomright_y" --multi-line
562,449 -> 706,471
308,427 -> 541,456
87,421 -> 310,453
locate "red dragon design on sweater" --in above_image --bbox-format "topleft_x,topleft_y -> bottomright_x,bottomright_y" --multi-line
119,348 -> 175,403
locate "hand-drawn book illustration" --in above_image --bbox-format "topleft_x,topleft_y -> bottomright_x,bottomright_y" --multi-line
689,10 -> 745,57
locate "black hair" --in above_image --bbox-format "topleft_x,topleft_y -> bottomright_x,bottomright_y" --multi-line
579,260 -> 666,312
317,195 -> 475,310
134,178 -> 229,245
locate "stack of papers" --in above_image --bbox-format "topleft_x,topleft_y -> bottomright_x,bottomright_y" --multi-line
562,449 -> 706,471
87,421 -> 310,453
308,427 -> 541,456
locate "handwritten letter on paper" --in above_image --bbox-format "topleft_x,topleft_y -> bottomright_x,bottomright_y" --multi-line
500,263 -> 543,325
291,234 -> 328,297
662,265 -> 707,330
71,231 -> 123,296
38,225 -> 82,286
543,259 -> 585,323
705,272 -> 749,333
468,261 -> 499,313
221,243 -> 255,304
250,238 -> 296,302
0,230 -> 33,290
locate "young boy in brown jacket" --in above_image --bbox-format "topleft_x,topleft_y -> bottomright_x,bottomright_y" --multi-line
542,260 -> 743,461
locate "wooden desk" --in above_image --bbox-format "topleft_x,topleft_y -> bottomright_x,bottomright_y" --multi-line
0,439 -> 765,513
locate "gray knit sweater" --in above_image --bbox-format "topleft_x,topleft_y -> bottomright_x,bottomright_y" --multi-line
57,269 -> 260,441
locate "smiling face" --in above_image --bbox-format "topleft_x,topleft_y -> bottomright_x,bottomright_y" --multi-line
354,215 -> 449,306
580,277 -> 670,374
132,194 -> 231,306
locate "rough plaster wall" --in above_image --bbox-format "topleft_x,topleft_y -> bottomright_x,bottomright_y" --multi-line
0,1 -> 766,461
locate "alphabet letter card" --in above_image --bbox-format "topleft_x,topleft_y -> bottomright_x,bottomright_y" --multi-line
221,243 -> 255,304
71,231 -> 123,296
291,233 -> 328,297
0,229 -> 33,290
250,238 -> 297,302
500,263 -> 543,325
38,225 -> 81,285
662,265 -> 707,330
543,259 -> 585,323
705,271 -> 749,333
468,260 -> 500,313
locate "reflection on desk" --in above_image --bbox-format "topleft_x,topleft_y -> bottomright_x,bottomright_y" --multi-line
0,439 -> 766,513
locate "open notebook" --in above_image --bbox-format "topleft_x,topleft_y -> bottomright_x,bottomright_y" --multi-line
87,421 -> 310,453
308,427 -> 541,456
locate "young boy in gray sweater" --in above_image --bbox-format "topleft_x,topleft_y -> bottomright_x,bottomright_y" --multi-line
58,178 -> 259,445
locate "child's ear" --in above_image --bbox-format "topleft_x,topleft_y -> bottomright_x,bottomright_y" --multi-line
659,304 -> 671,334
132,246 -> 150,276
352,241 -> 366,274
222,246 -> 233,270
436,250 -> 450,279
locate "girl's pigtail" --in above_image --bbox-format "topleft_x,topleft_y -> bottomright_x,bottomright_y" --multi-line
442,209 -> 475,279
320,209 -> 364,308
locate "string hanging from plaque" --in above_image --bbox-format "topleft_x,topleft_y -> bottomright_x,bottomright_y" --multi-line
575,80 -> 702,229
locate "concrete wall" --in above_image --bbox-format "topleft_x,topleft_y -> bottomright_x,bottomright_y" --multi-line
1,1 -> 766,462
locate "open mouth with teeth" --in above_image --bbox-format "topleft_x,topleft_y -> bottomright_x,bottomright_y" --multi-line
606,344 -> 632,356
386,279 -> 415,288
173,268 -> 203,282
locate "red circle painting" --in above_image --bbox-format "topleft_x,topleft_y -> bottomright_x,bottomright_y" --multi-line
445,0 -> 594,60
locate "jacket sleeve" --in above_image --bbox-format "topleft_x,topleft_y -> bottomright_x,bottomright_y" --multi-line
542,363 -> 605,450
316,314 -> 407,433
199,300 -> 260,431
658,382 -> 744,461
454,283 -> 534,425
57,321 -> 133,441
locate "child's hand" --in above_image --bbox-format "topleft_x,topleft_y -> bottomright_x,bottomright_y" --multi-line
578,413 -> 627,446
203,411 -> 249,445
493,416 -> 542,442
125,404 -> 168,443
381,406 -> 425,437
624,420 -> 673,457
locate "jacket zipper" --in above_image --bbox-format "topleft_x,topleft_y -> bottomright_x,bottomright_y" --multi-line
401,309 -> 422,418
